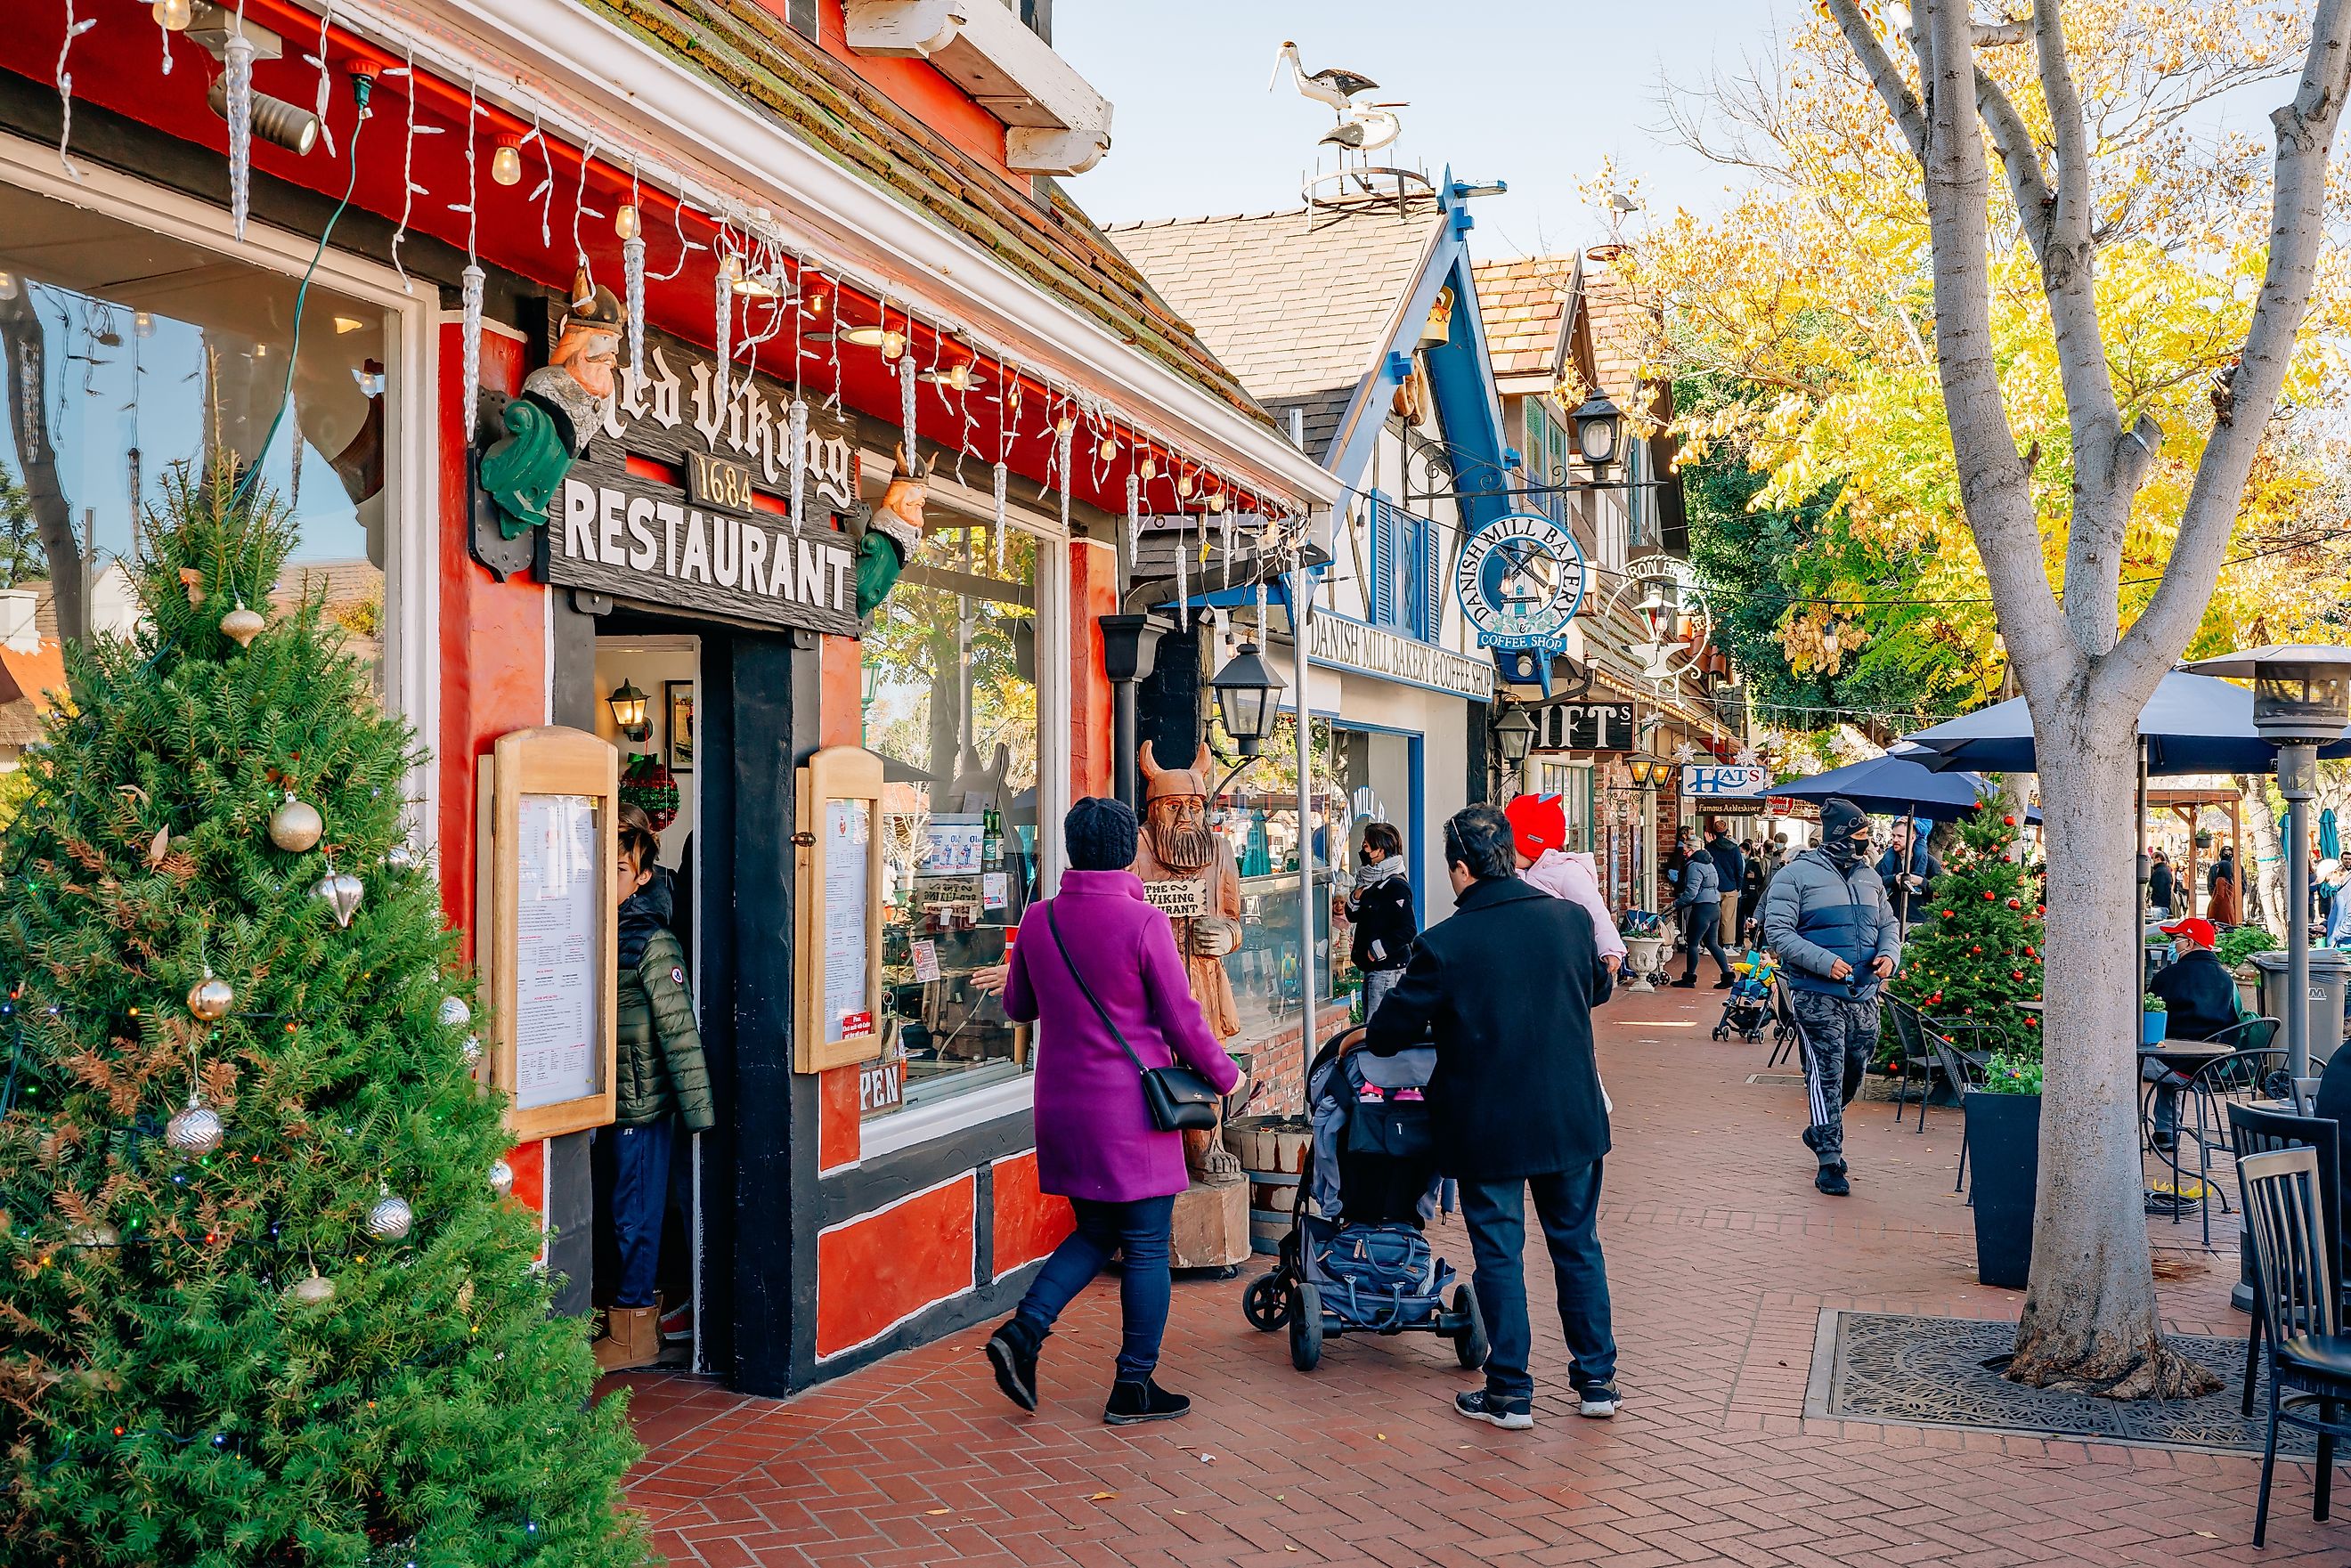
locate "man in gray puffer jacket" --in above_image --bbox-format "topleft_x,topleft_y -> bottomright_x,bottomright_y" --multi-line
1762,799 -> 1902,1196
1669,843 -> 1730,988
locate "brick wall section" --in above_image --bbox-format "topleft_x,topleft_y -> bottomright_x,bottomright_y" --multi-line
1236,1019 -> 1315,1118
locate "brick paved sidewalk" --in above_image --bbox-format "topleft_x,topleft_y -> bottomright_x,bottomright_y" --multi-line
612,983 -> 2342,1566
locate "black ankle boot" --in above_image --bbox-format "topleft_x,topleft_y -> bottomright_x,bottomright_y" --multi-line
1103,1377 -> 1190,1426
986,1317 -> 1044,1412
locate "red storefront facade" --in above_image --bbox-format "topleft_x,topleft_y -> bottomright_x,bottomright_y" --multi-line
0,0 -> 1331,1393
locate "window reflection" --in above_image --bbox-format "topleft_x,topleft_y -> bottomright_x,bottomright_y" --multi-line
0,185 -> 387,666
866,524 -> 1040,1117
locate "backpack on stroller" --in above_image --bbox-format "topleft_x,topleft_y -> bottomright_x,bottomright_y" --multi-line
1712,949 -> 1780,1043
1241,1028 -> 1487,1373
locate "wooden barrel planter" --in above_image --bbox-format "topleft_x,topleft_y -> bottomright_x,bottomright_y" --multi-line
1227,1114 -> 1312,1255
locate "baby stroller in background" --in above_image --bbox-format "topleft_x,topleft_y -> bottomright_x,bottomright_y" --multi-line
1241,1028 -> 1487,1373
1713,949 -> 1780,1043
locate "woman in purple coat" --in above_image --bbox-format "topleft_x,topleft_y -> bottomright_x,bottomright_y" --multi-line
985,797 -> 1242,1425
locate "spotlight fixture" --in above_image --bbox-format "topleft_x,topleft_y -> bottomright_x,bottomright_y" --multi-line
917,362 -> 980,392
207,75 -> 321,156
839,323 -> 907,359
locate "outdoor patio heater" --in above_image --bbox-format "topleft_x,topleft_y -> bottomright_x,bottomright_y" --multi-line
2180,646 -> 2351,1077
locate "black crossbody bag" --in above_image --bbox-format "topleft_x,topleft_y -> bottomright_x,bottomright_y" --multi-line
1044,901 -> 1221,1133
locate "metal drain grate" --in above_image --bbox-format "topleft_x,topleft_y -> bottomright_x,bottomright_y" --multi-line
1746,1072 -> 1805,1086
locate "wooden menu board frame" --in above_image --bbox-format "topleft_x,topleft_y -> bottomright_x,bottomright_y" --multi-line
476,726 -> 621,1139
795,744 -> 887,1074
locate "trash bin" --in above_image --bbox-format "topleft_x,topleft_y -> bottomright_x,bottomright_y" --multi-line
2252,949 -> 2350,1066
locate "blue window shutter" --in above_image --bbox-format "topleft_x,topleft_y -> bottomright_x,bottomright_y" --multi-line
1420,510 -> 1440,640
1370,496 -> 1395,627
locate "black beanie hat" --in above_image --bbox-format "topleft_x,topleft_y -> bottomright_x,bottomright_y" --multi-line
1064,796 -> 1139,872
1819,797 -> 1867,842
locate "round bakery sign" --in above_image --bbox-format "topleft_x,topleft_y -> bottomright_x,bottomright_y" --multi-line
1453,511 -> 1588,654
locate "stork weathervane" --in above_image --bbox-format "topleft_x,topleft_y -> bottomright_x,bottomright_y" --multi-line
1605,553 -> 1714,689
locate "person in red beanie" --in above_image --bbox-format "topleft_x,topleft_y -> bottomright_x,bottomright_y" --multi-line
1504,794 -> 1625,976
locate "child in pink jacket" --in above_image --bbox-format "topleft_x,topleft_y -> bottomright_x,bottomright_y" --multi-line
1503,794 -> 1626,972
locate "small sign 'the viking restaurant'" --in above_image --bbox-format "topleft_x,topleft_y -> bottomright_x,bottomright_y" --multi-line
541,328 -> 864,638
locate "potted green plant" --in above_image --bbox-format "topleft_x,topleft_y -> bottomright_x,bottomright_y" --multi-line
2216,926 -> 2279,1013
1963,1051 -> 2042,1288
2142,991 -> 2168,1046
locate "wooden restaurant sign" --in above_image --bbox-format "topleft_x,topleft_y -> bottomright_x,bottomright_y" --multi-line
542,328 -> 865,638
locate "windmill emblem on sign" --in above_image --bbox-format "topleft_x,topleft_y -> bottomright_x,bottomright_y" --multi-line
1606,554 -> 1712,689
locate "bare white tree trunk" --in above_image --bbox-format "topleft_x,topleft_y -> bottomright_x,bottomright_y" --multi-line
1999,772 -> 2035,862
1824,0 -> 2351,1395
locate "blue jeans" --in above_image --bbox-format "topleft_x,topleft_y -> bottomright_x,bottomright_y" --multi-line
1456,1164 -> 1616,1401
1363,966 -> 1404,1020
610,1118 -> 675,1309
1014,1194 -> 1176,1382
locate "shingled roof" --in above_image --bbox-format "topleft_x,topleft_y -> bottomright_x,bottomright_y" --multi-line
1471,256 -> 1576,385
1105,202 -> 1444,465
586,0 -> 1268,428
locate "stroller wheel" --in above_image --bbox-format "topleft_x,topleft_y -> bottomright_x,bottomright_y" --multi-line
1242,1272 -> 1290,1332
1711,1025 -> 1729,1041
1289,1282 -> 1324,1371
1451,1284 -> 1489,1371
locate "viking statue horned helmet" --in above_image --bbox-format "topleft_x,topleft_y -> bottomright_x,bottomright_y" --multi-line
1139,741 -> 1216,802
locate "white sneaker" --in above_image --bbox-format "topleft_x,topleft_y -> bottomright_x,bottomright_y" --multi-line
1577,1383 -> 1622,1419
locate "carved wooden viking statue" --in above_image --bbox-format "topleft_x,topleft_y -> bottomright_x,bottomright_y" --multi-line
1132,741 -> 1248,1196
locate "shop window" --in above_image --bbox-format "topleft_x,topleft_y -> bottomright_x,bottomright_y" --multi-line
0,183 -> 391,678
866,524 -> 1041,1118
1220,717 -> 1413,1042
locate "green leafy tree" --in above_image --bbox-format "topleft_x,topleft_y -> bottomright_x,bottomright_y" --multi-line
0,459 -> 647,1566
1892,805 -> 2046,1060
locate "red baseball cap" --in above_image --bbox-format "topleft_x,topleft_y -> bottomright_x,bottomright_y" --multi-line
2160,916 -> 2217,948
1503,793 -> 1567,860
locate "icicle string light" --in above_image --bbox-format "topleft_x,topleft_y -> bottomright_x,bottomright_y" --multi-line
623,160 -> 646,385
1172,498 -> 1188,630
460,264 -> 484,437
899,348 -> 916,469
525,114 -> 553,248
786,396 -> 809,533
55,4 -> 98,179
1125,472 -> 1141,570
388,51 -> 419,293
991,461 -> 1008,573
714,259 -> 733,410
1056,418 -> 1074,541
224,30 -> 256,234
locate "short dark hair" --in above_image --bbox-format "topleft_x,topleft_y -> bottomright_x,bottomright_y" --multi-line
619,823 -> 661,872
1063,796 -> 1139,872
1362,820 -> 1403,860
1443,805 -> 1518,883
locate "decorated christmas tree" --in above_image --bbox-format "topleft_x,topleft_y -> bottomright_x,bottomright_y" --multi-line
0,461 -> 647,1565
1892,804 -> 2046,1058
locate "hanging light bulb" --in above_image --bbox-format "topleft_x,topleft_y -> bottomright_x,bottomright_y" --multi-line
1821,625 -> 1841,656
490,138 -> 523,187
1208,492 -> 1227,514
721,252 -> 745,286
805,290 -> 827,317
1138,455 -> 1158,481
1097,435 -> 1119,462
152,0 -> 192,29
614,202 -> 639,241
880,328 -> 907,360
1054,412 -> 1076,437
1177,474 -> 1196,500
132,311 -> 155,338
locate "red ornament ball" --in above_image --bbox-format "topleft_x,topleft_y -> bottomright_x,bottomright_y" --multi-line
1941,909 -> 1956,919
2006,898 -> 2021,908
2011,971 -> 2023,981
2026,1014 -> 2039,1028
2003,815 -> 2016,826
1982,889 -> 1995,900
1970,945 -> 1981,955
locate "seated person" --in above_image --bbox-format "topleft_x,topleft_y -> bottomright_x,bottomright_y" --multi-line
2144,916 -> 2246,1152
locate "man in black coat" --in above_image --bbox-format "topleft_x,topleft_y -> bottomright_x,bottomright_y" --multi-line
1366,804 -> 1618,1430
1704,818 -> 1745,953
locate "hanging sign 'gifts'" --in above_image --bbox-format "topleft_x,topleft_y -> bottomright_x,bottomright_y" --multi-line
1533,701 -> 1635,752
541,326 -> 866,638
1453,512 -> 1589,658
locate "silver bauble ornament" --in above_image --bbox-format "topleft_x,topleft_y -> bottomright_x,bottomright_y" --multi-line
167,1098 -> 224,1156
460,1033 -> 483,1064
439,995 -> 472,1030
385,841 -> 421,873
187,973 -> 234,1021
313,870 -> 364,929
488,1158 -> 515,1198
268,793 -> 323,853
74,1221 -> 118,1248
291,1271 -> 336,1305
365,1194 -> 414,1241
219,604 -> 266,647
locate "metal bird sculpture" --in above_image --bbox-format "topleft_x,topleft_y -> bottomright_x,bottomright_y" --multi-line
1271,40 -> 1379,114
1319,101 -> 1406,156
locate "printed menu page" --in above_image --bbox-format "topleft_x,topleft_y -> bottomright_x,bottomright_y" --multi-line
515,793 -> 602,1109
825,797 -> 874,1042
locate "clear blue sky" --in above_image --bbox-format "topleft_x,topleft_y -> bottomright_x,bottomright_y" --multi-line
1054,0 -> 1790,259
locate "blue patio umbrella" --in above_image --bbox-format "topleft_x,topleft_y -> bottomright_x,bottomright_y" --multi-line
1900,670 -> 2351,776
1767,752 -> 2037,824
2322,807 -> 2341,864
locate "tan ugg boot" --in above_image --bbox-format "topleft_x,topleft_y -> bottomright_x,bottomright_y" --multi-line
593,1305 -> 660,1372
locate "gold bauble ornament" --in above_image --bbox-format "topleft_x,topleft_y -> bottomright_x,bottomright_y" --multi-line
219,604 -> 265,648
187,972 -> 234,1021
268,793 -> 323,853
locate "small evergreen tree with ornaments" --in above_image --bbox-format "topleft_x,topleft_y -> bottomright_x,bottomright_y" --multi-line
0,459 -> 647,1565
1891,804 -> 2046,1060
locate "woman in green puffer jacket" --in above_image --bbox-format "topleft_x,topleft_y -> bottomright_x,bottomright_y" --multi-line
596,812 -> 714,1372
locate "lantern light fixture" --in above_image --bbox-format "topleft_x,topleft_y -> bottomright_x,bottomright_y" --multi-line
1493,703 -> 1536,768
1571,386 -> 1623,470
1209,642 -> 1286,759
607,680 -> 651,744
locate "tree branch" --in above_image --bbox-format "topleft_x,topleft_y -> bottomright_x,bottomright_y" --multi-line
1822,0 -> 1930,165
1973,67 -> 2055,260
2107,0 -> 2351,692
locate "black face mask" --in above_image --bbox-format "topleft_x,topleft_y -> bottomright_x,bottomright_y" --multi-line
1823,833 -> 1870,870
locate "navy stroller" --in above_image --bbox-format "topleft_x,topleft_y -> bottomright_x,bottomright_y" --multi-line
1241,1028 -> 1487,1372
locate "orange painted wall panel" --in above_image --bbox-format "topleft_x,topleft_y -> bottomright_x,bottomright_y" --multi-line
818,1065 -> 862,1172
1070,540 -> 1118,799
989,1151 -> 1072,1278
815,1176 -> 975,1358
770,0 -> 1015,179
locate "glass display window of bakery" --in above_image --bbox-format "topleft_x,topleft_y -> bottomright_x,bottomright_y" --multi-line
0,182 -> 391,683
1218,714 -> 1352,1042
864,521 -> 1041,1117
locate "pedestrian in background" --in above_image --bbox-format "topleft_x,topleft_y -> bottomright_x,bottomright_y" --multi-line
2148,850 -> 2176,920
1670,839 -> 1730,988
1364,805 -> 1619,1429
984,798 -> 1243,1426
1876,817 -> 1942,925
1706,818 -> 1746,955
1506,792 -> 1626,977
1763,798 -> 1901,1197
2209,846 -> 2244,926
1342,820 -> 1417,1016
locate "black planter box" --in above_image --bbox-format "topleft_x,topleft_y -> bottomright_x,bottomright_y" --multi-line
1962,1090 -> 2042,1289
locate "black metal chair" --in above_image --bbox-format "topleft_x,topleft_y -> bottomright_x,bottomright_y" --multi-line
1884,996 -> 1936,1127
2227,1103 -> 2345,1418
2235,1145 -> 2351,1546
1930,1028 -> 1995,1195
2170,1047 -> 2289,1245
